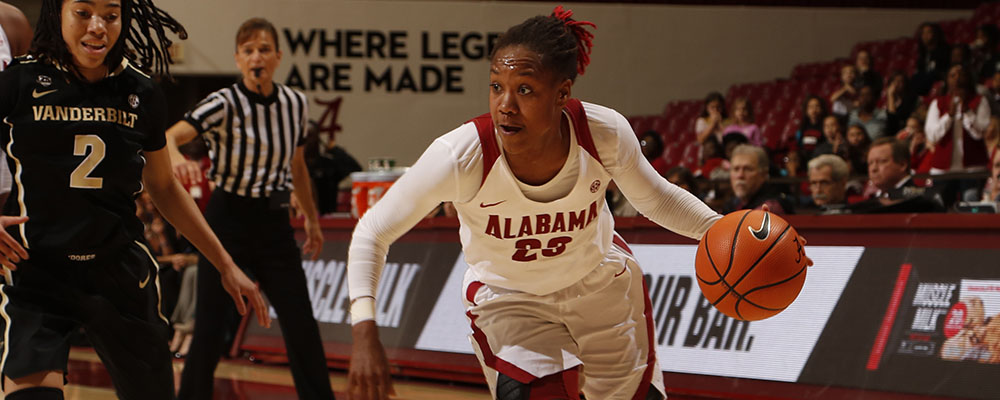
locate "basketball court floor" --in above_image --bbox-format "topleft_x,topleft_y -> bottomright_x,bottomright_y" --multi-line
13,347 -> 715,399
50,347 -> 491,400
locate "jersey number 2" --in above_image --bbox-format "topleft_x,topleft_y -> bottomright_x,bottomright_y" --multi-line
70,135 -> 105,189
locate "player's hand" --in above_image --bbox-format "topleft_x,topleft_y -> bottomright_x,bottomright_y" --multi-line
799,235 -> 814,267
0,216 -> 28,270
348,321 -> 395,400
302,218 -> 323,261
219,266 -> 272,328
172,158 -> 203,186
759,205 -> 814,267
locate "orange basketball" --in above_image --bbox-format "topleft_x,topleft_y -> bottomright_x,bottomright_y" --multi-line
695,210 -> 808,321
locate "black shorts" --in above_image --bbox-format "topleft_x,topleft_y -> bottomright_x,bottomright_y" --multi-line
0,240 -> 173,400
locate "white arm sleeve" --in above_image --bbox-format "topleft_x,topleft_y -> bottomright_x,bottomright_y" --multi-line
603,111 -> 720,239
347,138 -> 461,323
924,99 -> 950,145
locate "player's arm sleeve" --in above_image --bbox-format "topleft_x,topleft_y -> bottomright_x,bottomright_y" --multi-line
607,112 -> 721,240
143,85 -> 168,151
183,93 -> 228,135
347,139 -> 461,324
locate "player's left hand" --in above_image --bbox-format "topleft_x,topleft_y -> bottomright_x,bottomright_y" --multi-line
302,218 -> 323,261
220,266 -> 272,328
0,216 -> 29,270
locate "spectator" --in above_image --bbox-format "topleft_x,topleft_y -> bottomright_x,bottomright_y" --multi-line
926,64 -> 991,174
167,252 -> 199,358
972,24 -> 1000,82
909,127 -> 934,184
831,64 -> 860,117
665,166 -> 699,198
640,130 -> 669,176
848,84 -> 889,140
796,95 -> 828,157
984,69 -> 1000,117
305,122 -> 362,216
854,49 -> 883,95
847,123 -> 873,176
696,92 -> 727,145
807,154 -> 850,210
722,97 -> 762,146
913,22 -> 951,96
852,137 -> 943,212
696,135 -> 726,178
722,131 -> 750,160
952,43 -> 972,70
886,70 -> 920,134
725,144 -> 794,214
897,115 -> 922,140
983,154 -> 1000,202
988,115 -> 1000,165
813,115 -> 849,161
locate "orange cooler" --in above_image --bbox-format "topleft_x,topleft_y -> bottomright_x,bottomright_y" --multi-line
350,170 -> 405,219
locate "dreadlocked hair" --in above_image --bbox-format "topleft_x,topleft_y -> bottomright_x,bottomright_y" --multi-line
490,5 -> 596,82
29,0 -> 187,80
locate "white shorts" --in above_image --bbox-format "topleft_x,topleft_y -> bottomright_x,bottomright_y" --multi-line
463,236 -> 665,399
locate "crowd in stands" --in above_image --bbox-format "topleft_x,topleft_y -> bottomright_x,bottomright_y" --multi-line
625,3 -> 1000,216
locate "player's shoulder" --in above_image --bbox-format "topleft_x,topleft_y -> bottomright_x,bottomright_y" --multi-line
114,59 -> 158,93
3,55 -> 45,74
580,100 -> 630,141
436,118 -> 483,157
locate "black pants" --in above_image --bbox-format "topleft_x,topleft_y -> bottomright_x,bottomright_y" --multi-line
0,242 -> 173,400
178,189 -> 334,400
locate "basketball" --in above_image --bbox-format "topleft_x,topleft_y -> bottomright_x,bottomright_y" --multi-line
695,210 -> 809,321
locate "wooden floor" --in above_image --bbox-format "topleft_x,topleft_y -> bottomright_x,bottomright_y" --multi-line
5,347 -> 491,400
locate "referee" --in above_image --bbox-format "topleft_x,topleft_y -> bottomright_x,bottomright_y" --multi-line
166,18 -> 335,400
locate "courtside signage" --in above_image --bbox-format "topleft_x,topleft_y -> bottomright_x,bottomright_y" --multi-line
415,244 -> 863,382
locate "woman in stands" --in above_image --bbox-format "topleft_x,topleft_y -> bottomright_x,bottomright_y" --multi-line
695,91 -> 726,144
796,95 -> 828,159
913,22 -> 951,96
345,6 -> 723,400
722,97 -> 762,146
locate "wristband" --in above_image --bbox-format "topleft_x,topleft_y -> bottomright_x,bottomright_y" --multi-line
350,296 -> 376,324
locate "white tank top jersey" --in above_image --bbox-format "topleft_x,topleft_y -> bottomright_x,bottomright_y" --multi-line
0,25 -> 11,70
347,99 -> 719,302
454,100 -> 615,295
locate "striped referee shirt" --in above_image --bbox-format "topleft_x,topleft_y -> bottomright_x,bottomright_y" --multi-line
184,81 -> 307,198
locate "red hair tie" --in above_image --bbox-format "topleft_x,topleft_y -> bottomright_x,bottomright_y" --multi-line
552,6 -> 596,76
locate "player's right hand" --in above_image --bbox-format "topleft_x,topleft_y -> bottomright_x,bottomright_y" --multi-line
220,266 -> 272,328
348,321 -> 395,400
172,158 -> 203,186
0,216 -> 29,270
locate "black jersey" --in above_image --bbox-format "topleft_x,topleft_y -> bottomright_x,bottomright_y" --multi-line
0,57 -> 166,258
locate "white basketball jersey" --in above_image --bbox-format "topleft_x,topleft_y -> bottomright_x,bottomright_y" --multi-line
453,100 -> 614,295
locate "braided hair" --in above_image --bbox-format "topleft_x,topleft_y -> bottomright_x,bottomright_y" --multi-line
30,0 -> 187,80
490,5 -> 596,82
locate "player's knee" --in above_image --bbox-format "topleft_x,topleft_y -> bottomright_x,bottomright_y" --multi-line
4,387 -> 65,400
496,367 -> 580,400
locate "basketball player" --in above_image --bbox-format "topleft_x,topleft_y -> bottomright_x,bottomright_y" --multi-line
347,7 -> 720,400
0,1 -> 269,399
0,1 -> 32,209
165,18 -> 335,400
